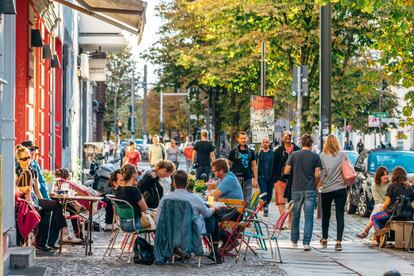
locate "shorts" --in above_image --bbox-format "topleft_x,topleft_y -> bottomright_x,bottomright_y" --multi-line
274,181 -> 287,205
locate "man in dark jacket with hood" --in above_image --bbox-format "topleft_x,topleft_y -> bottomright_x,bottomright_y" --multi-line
273,131 -> 300,217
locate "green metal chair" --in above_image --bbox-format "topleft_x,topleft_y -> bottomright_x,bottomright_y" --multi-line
103,198 -> 153,262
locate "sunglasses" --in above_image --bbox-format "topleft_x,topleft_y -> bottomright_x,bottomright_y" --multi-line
19,156 -> 31,161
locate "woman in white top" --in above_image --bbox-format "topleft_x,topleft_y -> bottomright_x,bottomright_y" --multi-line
357,166 -> 389,242
319,134 -> 350,251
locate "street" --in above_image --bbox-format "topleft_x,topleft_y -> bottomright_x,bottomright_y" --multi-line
30,183 -> 414,276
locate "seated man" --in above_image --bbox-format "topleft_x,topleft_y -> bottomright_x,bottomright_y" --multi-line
209,158 -> 244,200
157,170 -> 222,263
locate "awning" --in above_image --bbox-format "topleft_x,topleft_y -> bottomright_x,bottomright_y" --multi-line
53,0 -> 146,43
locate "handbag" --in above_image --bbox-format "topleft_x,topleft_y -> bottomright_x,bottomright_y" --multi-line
341,153 -> 356,186
140,209 -> 157,230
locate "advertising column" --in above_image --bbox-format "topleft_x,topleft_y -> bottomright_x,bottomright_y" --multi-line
250,96 -> 275,144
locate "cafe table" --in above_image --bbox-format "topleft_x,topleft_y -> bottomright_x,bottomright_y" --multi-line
51,194 -> 103,255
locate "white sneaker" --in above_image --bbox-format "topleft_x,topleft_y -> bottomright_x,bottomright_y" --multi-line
292,242 -> 298,248
104,224 -> 113,231
304,244 -> 311,251
62,236 -> 82,244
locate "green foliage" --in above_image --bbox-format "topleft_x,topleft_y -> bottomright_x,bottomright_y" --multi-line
144,0 -> 407,136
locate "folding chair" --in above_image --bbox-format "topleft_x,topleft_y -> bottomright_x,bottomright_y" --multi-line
103,198 -> 153,263
237,200 -> 294,264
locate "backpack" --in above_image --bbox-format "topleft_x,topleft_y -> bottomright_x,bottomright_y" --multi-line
133,237 -> 155,265
392,187 -> 414,220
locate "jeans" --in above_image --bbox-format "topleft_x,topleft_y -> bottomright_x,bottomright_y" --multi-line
291,190 -> 316,245
258,176 -> 273,207
242,179 -> 253,201
196,166 -> 211,181
185,160 -> 193,173
321,188 -> 346,241
120,218 -> 141,232
205,215 -> 220,242
173,161 -> 179,169
103,197 -> 114,224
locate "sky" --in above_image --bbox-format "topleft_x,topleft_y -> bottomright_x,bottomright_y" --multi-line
125,0 -> 162,87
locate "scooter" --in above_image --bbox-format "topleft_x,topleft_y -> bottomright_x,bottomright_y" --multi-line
85,155 -> 120,194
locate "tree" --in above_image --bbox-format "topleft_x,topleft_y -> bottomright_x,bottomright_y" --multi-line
105,47 -> 140,140
145,0 -> 401,144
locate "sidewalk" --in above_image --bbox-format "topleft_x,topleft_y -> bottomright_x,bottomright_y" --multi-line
33,187 -> 414,276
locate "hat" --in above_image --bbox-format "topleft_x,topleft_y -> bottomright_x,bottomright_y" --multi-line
21,140 -> 39,150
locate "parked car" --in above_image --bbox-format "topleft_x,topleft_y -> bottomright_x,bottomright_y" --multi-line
344,150 -> 359,166
346,149 -> 414,217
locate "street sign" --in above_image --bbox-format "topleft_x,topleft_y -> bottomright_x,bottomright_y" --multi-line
250,96 -> 274,143
373,112 -> 387,118
368,115 -> 379,127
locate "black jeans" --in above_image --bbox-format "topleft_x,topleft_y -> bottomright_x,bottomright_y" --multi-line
258,175 -> 273,207
36,199 -> 68,247
103,197 -> 114,224
205,215 -> 220,242
196,166 -> 211,181
321,188 -> 347,241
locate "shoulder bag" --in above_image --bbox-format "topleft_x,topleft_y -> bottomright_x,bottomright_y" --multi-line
341,152 -> 356,186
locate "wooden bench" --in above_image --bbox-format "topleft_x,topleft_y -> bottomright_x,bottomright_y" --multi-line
389,221 -> 414,252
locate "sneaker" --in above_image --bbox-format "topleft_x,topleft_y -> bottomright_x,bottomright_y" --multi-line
263,206 -> 269,217
62,236 -> 82,244
303,244 -> 311,251
320,239 -> 327,249
335,242 -> 342,251
103,224 -> 113,232
292,242 -> 298,248
47,244 -> 60,250
206,251 -> 223,264
35,244 -> 51,252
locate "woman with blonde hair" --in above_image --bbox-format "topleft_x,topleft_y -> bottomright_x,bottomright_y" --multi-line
319,134 -> 350,251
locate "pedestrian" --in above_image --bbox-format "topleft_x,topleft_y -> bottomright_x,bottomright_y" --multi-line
356,139 -> 365,154
149,135 -> 166,168
21,140 -> 50,199
166,139 -> 180,169
192,130 -> 215,180
283,134 -> 322,251
344,138 -> 353,151
357,167 -> 390,244
273,131 -> 300,219
123,140 -> 141,168
183,142 -> 194,173
319,134 -> 351,251
228,131 -> 258,201
256,137 -> 274,217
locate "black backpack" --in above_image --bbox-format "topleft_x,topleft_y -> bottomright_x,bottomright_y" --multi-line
392,194 -> 414,221
133,237 -> 155,265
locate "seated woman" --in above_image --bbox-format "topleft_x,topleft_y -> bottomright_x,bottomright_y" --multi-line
357,167 -> 390,241
102,169 -> 122,231
370,167 -> 414,236
116,164 -> 148,231
15,145 -> 80,252
138,160 -> 175,208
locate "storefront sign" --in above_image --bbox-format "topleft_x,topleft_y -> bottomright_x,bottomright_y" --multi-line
89,59 -> 106,81
250,96 -> 274,143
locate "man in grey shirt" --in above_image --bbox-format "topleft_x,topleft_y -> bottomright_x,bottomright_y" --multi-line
157,170 -> 222,263
284,134 -> 321,251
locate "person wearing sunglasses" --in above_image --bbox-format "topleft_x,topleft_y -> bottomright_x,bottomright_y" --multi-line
20,140 -> 50,200
15,145 -> 80,251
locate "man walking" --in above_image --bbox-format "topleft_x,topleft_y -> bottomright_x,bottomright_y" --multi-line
273,131 -> 300,218
149,135 -> 166,167
284,134 -> 322,251
228,131 -> 258,200
192,130 -> 215,180
356,139 -> 365,154
256,137 -> 274,217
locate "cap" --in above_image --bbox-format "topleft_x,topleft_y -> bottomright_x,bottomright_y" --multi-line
21,140 -> 39,150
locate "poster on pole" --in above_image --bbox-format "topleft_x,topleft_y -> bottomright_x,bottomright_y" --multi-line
250,96 -> 275,143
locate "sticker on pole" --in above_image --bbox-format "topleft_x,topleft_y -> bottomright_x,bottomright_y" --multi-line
368,115 -> 380,127
250,96 -> 275,143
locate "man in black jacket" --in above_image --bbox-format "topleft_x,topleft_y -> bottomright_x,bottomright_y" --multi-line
273,131 -> 300,217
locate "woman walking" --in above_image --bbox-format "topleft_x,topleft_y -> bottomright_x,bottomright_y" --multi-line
167,139 -> 180,169
357,167 -> 390,243
319,134 -> 350,251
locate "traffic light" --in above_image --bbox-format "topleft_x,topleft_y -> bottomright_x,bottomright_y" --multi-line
128,118 -> 132,131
